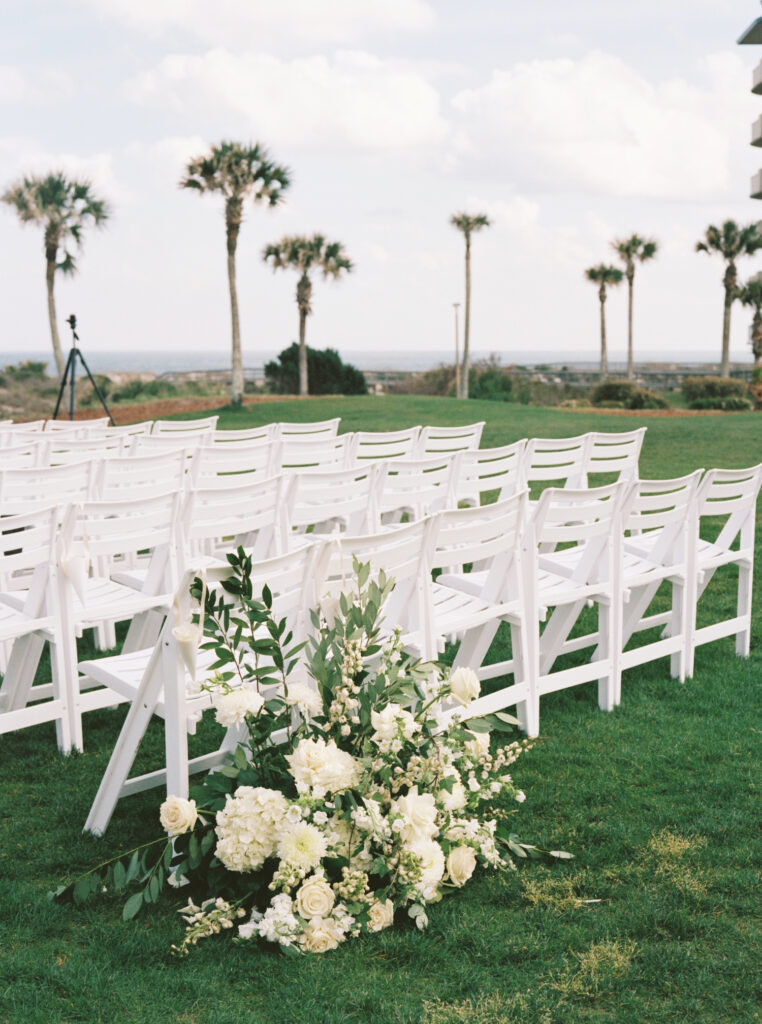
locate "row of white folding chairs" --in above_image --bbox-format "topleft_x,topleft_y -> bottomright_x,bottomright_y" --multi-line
0,414 -> 344,449
76,460 -> 762,833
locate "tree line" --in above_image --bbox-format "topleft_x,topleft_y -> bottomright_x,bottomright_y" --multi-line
4,140 -> 762,402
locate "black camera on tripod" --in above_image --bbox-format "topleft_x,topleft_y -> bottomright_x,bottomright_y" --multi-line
52,313 -> 114,424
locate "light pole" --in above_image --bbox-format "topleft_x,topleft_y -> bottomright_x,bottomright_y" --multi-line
453,302 -> 461,398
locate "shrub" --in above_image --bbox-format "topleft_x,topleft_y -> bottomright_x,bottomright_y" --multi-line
110,379 -> 178,403
682,376 -> 751,410
389,364 -> 455,396
591,380 -> 668,410
265,344 -> 367,396
469,365 -> 513,402
4,360 -> 47,381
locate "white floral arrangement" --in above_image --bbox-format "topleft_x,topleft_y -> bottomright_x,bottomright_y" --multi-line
55,553 -> 568,955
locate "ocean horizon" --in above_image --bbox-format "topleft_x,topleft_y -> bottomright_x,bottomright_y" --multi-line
0,348 -> 754,377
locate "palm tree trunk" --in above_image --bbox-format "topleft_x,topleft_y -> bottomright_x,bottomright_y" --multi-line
226,207 -> 243,407
461,234 -> 471,399
721,286 -> 733,378
45,247 -> 65,377
599,286 -> 608,379
626,272 -> 634,381
753,312 -> 762,370
298,307 -> 308,395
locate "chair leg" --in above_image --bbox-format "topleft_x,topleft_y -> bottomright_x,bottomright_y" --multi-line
596,600 -> 615,713
0,632 -> 45,713
735,561 -> 753,657
669,579 -> 687,682
511,620 -> 538,738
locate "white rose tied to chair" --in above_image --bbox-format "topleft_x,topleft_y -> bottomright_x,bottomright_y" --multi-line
54,550 -> 570,955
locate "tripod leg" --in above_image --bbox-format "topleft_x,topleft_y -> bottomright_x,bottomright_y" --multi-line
77,349 -> 115,425
52,350 -> 76,421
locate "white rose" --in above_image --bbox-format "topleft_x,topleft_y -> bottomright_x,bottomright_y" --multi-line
408,838 -> 446,891
449,667 -> 480,706
515,790 -> 526,803
464,730 -> 491,759
286,738 -> 361,796
367,898 -> 394,933
284,684 -> 323,718
159,795 -> 197,836
296,876 -> 336,919
299,916 -> 342,953
393,787 -> 438,844
438,779 -> 467,812
447,845 -> 477,887
214,687 -> 264,728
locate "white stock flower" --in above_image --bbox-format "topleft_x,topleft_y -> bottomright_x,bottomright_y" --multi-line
159,796 -> 198,836
299,915 -> 342,953
284,683 -> 323,718
296,875 -> 336,919
367,898 -> 395,933
215,787 -> 288,872
286,737 -> 361,797
446,845 -> 477,887
214,687 -> 264,727
449,667 -> 480,706
393,787 -> 438,844
277,821 -> 328,871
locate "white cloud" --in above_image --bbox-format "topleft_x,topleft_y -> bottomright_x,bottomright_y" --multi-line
0,137 -> 121,199
126,49 -> 448,152
0,65 -> 74,104
79,0 -> 434,46
452,50 -> 751,200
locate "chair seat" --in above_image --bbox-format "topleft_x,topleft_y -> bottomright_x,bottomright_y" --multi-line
0,600 -> 53,642
541,545 -> 682,590
5,577 -> 172,626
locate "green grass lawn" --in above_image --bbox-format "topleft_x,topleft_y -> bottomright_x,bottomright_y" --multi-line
2,398 -> 761,1024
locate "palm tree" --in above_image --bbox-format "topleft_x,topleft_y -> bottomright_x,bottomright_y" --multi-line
262,234 -> 353,395
739,274 -> 762,369
450,212 -> 491,398
611,233 -> 658,381
181,141 -> 290,406
585,264 -> 624,378
2,172 -> 110,376
695,220 -> 762,378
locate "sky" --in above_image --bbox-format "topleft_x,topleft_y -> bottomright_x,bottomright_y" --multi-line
2,0 -> 762,366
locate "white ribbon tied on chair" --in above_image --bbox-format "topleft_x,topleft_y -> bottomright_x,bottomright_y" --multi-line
172,571 -> 206,683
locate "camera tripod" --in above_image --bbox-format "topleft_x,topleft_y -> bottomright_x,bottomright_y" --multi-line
52,315 -> 115,425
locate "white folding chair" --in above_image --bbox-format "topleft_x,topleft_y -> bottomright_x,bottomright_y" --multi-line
0,419 -> 46,444
687,464 -> 762,673
376,453 -> 461,523
352,427 -> 421,463
0,440 -> 45,469
289,464 -> 381,540
524,434 -> 592,495
428,493 -> 535,732
82,543 -> 324,834
191,439 -> 276,486
416,421 -> 485,458
96,450 -> 189,502
51,492 -> 183,746
319,520 -> 433,653
152,416 -> 218,437
181,474 -> 293,569
211,424 -> 277,444
276,434 -> 355,472
523,482 -> 626,728
102,421 -> 154,438
131,433 -> 208,458
459,440 -> 527,507
42,435 -> 126,466
44,417 -> 110,436
275,418 -> 340,440
584,428 -> 646,486
0,461 -> 98,514
0,507 -> 72,750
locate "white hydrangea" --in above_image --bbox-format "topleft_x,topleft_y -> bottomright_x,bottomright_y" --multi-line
214,687 -> 265,728
286,737 -> 361,797
215,786 -> 288,872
